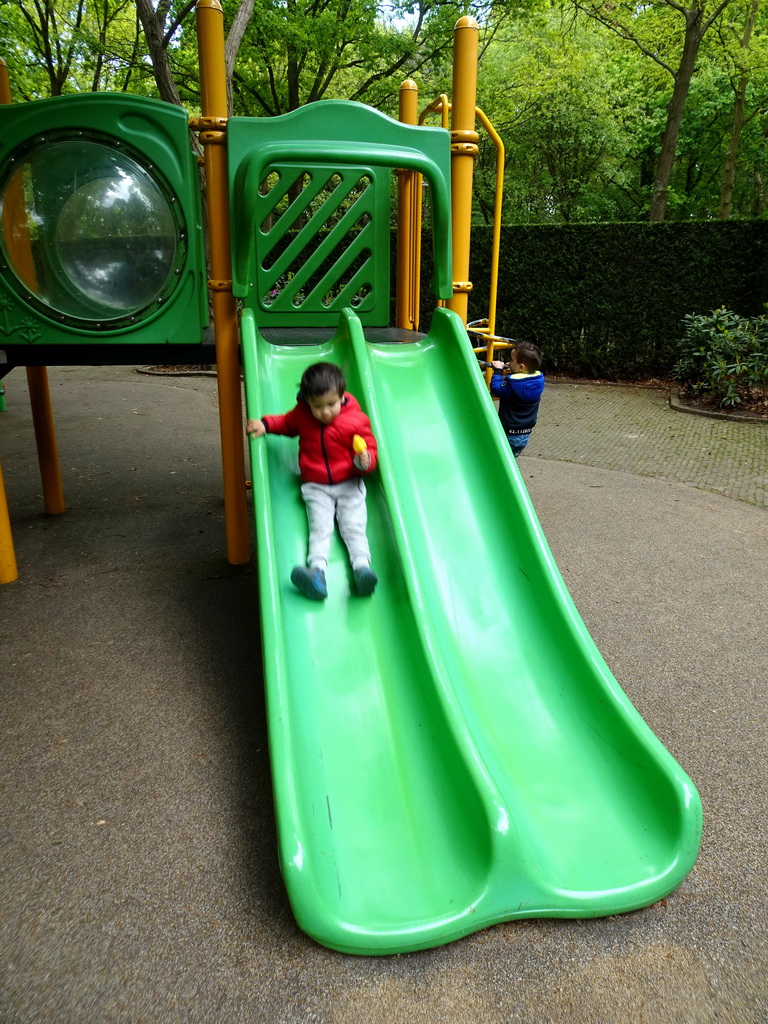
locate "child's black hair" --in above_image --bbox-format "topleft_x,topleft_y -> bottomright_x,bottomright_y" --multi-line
515,341 -> 543,372
299,362 -> 346,398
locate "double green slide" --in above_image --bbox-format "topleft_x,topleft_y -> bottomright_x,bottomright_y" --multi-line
241,304 -> 702,955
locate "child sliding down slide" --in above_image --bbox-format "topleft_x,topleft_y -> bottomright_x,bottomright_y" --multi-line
246,362 -> 379,600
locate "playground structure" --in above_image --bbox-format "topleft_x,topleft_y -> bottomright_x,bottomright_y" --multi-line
0,10 -> 509,578
0,5 -> 702,954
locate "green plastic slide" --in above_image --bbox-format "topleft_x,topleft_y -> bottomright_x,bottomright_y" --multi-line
241,304 -> 702,955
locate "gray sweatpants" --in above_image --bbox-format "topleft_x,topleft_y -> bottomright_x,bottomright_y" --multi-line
300,478 -> 371,572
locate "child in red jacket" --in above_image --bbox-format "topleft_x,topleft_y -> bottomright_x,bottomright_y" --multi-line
246,362 -> 378,600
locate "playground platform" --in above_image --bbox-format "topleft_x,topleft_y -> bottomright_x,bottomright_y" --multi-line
1,365 -> 766,1023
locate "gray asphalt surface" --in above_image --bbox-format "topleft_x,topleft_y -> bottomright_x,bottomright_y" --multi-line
1,366 -> 766,1024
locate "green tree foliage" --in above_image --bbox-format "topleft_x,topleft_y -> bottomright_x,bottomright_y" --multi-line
0,0 -> 154,99
474,10 -> 662,222
217,0 -> 517,117
3,0 -> 768,221
571,0 -> 743,221
635,0 -> 768,219
470,0 -> 768,223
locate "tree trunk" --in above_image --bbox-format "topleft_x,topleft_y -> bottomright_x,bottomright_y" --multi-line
719,75 -> 748,218
718,0 -> 759,219
225,0 -> 256,115
649,5 -> 705,221
752,117 -> 768,215
135,0 -> 183,107
286,50 -> 301,112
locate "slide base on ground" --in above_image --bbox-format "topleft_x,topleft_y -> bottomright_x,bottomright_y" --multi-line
241,305 -> 702,955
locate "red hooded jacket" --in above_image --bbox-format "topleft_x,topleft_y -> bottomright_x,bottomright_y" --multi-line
262,392 -> 378,486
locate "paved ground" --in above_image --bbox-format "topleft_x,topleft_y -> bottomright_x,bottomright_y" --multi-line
529,379 -> 768,507
1,366 -> 766,1024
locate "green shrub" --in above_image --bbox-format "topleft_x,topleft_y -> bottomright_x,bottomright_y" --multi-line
672,307 -> 768,407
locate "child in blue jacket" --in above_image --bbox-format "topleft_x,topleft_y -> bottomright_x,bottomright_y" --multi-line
490,342 -> 545,458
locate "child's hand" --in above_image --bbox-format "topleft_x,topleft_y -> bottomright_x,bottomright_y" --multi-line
491,360 -> 507,371
352,433 -> 370,470
246,418 -> 265,437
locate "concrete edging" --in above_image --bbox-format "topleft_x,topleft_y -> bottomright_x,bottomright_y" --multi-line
668,386 -> 768,424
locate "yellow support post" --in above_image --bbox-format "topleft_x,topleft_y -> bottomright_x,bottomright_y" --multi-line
195,0 -> 250,565
0,465 -> 18,584
26,367 -> 65,515
1,58 -> 65,588
396,79 -> 422,332
0,58 -> 17,583
447,16 -> 479,326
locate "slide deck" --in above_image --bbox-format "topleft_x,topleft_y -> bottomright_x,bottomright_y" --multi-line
241,304 -> 702,956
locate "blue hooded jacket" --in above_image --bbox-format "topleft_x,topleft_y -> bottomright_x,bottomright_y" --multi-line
490,370 -> 545,436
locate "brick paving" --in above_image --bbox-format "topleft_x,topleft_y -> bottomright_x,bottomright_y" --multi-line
525,380 -> 768,507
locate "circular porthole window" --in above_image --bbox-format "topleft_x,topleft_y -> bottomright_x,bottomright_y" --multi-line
0,135 -> 186,328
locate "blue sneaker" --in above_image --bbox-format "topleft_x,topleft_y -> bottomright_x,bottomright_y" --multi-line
291,565 -> 327,600
353,567 -> 378,597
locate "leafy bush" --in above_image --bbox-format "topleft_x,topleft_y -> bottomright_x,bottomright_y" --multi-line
672,307 -> 768,408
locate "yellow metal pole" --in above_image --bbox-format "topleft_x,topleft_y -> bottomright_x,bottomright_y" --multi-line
0,465 -> 18,584
0,57 -> 11,108
1,58 -> 66,523
475,107 -> 505,339
0,59 -> 17,582
447,16 -> 479,325
26,367 -> 66,514
396,80 -> 421,332
195,0 -> 250,565
419,94 -> 450,131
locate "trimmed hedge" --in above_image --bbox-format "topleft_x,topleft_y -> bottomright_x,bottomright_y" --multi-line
396,221 -> 768,379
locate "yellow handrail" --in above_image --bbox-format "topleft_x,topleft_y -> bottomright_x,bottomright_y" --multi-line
475,106 -> 505,340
